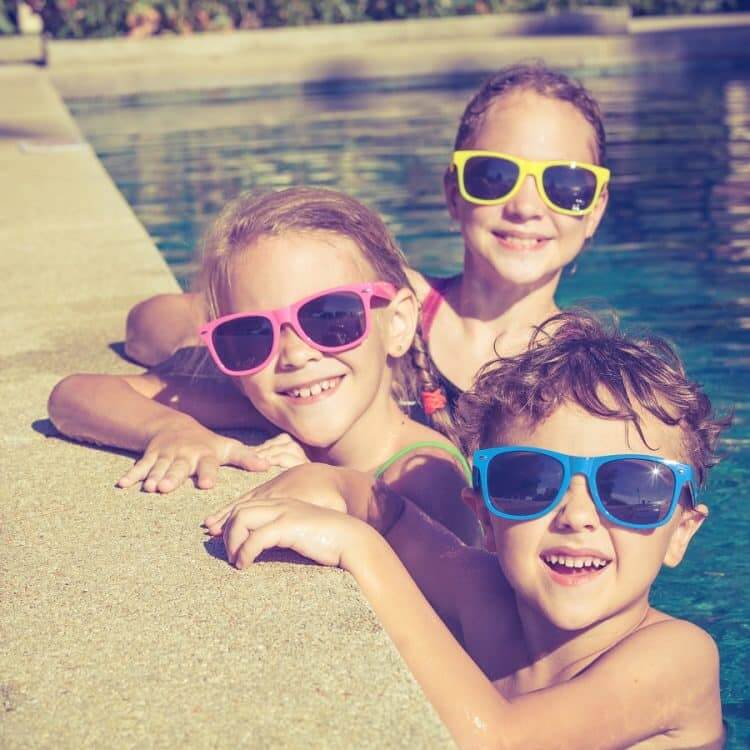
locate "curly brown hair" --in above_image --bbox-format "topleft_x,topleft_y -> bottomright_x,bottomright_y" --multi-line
457,310 -> 730,487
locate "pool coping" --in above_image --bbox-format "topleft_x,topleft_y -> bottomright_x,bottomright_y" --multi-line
2,11 -> 750,96
2,12 -> 749,748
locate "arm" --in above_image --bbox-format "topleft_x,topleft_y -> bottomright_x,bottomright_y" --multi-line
125,292 -> 205,367
223,497 -> 724,750
48,372 -> 271,492
204,464 -> 479,625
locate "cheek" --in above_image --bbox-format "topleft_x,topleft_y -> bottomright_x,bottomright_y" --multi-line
492,520 -> 543,578
235,374 -> 269,407
555,214 -> 588,245
611,528 -> 672,576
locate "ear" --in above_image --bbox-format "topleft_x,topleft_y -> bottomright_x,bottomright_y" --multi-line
663,503 -> 708,568
443,166 -> 461,221
385,287 -> 419,359
461,487 -> 496,552
584,185 -> 609,240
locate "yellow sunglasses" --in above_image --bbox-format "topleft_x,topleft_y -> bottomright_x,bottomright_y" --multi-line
452,150 -> 610,217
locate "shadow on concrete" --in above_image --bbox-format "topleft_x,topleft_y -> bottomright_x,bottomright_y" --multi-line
31,417 -> 59,438
203,534 -> 318,566
509,10 -> 627,36
32,417 -> 139,458
108,340 -> 141,365
0,124 -> 50,139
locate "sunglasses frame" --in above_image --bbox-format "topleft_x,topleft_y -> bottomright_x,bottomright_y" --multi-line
452,150 -> 611,217
199,281 -> 397,376
472,446 -> 696,530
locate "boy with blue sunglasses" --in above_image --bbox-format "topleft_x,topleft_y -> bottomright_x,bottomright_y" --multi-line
206,310 -> 730,749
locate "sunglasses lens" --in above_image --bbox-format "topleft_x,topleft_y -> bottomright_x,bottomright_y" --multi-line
596,459 -> 676,525
463,156 -> 520,202
212,316 -> 274,373
298,292 -> 367,348
486,452 -> 564,518
542,165 -> 598,212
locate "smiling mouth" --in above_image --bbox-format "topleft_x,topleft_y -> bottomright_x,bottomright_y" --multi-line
281,376 -> 343,401
493,232 -> 550,250
541,553 -> 611,576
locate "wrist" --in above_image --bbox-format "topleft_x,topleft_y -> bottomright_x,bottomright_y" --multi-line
144,409 -> 201,443
339,521 -> 392,578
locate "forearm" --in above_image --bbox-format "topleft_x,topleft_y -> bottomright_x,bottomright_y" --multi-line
48,373 -> 200,452
343,529 -> 508,749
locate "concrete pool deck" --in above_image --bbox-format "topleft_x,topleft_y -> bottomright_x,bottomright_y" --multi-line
1,11 -> 749,748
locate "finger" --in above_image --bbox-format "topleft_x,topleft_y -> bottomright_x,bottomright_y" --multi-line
195,455 -> 220,490
260,450 -> 308,469
227,444 -> 270,473
234,521 -> 288,569
156,457 -> 193,493
257,433 -> 295,448
118,452 -> 158,488
141,457 -> 173,493
223,504 -> 284,564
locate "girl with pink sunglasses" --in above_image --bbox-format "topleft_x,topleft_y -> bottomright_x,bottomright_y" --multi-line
48,187 -> 479,543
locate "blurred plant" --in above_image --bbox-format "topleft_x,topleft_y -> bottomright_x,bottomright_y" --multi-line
8,0 -> 750,38
0,0 -> 18,33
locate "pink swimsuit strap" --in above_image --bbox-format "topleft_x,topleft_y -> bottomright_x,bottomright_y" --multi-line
420,276 -> 457,341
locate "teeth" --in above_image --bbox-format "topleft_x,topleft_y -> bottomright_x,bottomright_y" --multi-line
499,234 -> 544,249
287,378 -> 339,399
543,554 -> 609,570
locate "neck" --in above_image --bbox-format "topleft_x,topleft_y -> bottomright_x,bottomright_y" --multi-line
306,381 -> 411,473
512,594 -> 652,689
458,252 -> 561,326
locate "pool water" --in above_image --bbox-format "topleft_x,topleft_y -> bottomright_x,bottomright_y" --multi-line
69,61 -> 750,747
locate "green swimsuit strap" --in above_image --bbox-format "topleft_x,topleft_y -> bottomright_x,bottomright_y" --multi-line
374,441 -> 472,484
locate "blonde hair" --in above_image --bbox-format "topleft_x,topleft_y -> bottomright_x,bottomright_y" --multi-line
196,186 -> 456,439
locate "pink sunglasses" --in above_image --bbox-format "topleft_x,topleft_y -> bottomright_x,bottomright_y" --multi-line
199,282 -> 397,376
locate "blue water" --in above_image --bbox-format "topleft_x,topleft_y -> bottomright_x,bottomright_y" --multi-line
68,61 -> 750,746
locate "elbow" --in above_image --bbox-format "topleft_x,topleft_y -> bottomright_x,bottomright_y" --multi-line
47,374 -> 88,438
124,302 -> 161,367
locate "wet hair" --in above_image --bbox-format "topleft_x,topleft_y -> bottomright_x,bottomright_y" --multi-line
453,62 -> 607,165
196,186 -> 456,440
457,310 -> 731,487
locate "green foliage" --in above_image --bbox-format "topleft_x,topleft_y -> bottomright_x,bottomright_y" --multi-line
0,0 -> 18,33
2,0 -> 748,38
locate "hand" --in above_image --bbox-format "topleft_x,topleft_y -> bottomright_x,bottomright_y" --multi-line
220,497 -> 368,570
252,432 -> 310,469
203,462 -> 348,535
117,424 -> 270,493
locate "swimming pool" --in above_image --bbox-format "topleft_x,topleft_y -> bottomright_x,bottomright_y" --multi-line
68,60 -> 750,747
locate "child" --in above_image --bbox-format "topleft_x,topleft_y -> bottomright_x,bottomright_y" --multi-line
206,310 -> 728,749
123,62 -> 610,416
48,187 -> 477,542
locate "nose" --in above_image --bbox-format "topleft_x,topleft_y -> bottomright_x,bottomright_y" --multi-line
276,323 -> 322,370
502,174 -> 545,221
552,475 -> 601,532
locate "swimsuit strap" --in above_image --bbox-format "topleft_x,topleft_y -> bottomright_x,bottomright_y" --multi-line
374,440 -> 472,483
420,276 -> 458,341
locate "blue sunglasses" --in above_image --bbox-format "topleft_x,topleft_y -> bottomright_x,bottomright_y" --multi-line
472,446 -> 696,530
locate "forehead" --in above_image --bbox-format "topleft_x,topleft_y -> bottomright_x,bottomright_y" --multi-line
225,230 -> 374,311
495,398 -> 688,464
469,90 -> 598,164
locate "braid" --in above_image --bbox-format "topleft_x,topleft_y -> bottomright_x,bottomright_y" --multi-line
409,325 -> 460,445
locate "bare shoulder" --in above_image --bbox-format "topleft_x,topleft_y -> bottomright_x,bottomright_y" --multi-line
620,613 -> 720,674
380,419 -> 467,480
405,267 -> 431,303
590,613 -> 723,746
